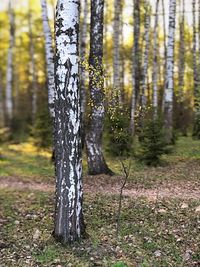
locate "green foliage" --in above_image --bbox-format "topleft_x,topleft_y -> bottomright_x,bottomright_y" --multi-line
106,105 -> 132,157
31,104 -> 52,148
111,262 -> 128,267
193,113 -> 200,139
139,114 -> 169,166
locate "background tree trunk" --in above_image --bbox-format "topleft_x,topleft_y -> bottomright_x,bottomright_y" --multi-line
40,0 -> 55,118
141,2 -> 150,109
130,0 -> 140,134
5,0 -> 15,124
54,0 -> 85,244
28,2 -> 37,121
113,0 -> 122,103
152,0 -> 160,117
86,0 -> 113,175
164,0 -> 176,143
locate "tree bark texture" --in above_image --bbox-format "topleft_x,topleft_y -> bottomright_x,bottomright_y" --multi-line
54,0 -> 85,244
86,0 -> 113,175
164,0 -> 176,143
41,0 -> 55,118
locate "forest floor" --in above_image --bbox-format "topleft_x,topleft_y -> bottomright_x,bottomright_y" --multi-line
0,136 -> 200,267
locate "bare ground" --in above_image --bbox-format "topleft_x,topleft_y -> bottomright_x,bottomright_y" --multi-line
0,175 -> 200,201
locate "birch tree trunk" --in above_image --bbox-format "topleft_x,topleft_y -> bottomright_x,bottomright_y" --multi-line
161,0 -> 167,112
5,0 -> 15,124
54,0 -> 85,244
113,0 -> 122,103
164,0 -> 176,143
86,0 -> 113,175
141,2 -> 150,109
152,0 -> 159,117
193,0 -> 200,115
40,0 -> 55,118
28,3 -> 37,120
178,0 -> 186,135
130,0 -> 140,134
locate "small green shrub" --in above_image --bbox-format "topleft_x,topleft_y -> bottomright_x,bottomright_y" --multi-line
31,104 -> 52,148
106,105 -> 132,157
139,114 -> 169,166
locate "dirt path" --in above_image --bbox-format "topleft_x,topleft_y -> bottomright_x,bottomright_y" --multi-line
0,176 -> 200,201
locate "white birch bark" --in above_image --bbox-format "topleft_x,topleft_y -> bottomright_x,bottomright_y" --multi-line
164,0 -> 176,143
141,2 -> 150,108
5,0 -> 15,123
40,0 -> 55,118
54,0 -> 85,244
152,0 -> 160,116
113,0 -> 122,103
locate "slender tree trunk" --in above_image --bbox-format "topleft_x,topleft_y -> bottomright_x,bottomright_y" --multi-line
141,2 -> 150,109
164,0 -> 176,143
130,0 -> 140,134
193,0 -> 200,115
28,3 -> 37,120
5,0 -> 15,124
152,0 -> 159,117
178,0 -> 186,135
161,0 -> 167,112
40,0 -> 55,118
86,0 -> 113,175
80,0 -> 88,143
54,0 -> 85,244
113,0 -> 122,103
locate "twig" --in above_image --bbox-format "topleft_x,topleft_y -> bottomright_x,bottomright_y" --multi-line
116,159 -> 131,237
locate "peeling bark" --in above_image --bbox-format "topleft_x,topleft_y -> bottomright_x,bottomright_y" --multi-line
40,0 -> 55,118
5,0 -> 15,123
54,0 -> 85,244
86,0 -> 113,175
164,0 -> 176,143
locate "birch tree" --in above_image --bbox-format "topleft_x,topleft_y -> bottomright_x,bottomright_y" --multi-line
113,0 -> 122,103
5,0 -> 15,123
163,0 -> 176,143
178,0 -> 186,134
152,0 -> 159,116
40,0 -> 55,118
54,0 -> 85,244
193,0 -> 198,101
130,0 -> 140,134
141,2 -> 150,109
86,0 -> 113,175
